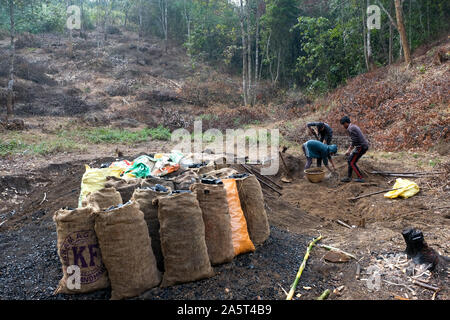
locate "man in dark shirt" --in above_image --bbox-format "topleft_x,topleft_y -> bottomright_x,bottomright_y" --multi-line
306,122 -> 333,145
340,116 -> 369,183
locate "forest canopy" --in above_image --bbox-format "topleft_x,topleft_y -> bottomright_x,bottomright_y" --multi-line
1,0 -> 449,96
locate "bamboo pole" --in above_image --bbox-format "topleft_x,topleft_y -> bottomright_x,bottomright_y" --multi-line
241,164 -> 282,195
286,235 -> 323,300
316,289 -> 331,300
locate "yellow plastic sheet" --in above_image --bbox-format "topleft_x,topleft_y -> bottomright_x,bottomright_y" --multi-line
78,165 -> 123,207
384,178 -> 420,199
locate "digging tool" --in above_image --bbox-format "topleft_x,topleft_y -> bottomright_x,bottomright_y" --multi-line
286,235 -> 323,300
279,151 -> 292,183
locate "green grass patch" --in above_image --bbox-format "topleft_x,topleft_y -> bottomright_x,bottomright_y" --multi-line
75,126 -> 171,144
0,139 -> 28,156
0,138 -> 85,156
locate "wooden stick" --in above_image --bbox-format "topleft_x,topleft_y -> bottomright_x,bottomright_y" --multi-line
245,164 -> 283,189
39,192 -> 47,205
279,151 -> 291,176
241,165 -> 282,196
336,219 -> 353,229
370,171 -> 444,177
318,244 -> 357,260
286,235 -> 323,300
347,188 -> 403,201
412,280 -> 440,292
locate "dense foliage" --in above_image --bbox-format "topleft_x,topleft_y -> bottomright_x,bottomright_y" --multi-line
1,0 -> 449,95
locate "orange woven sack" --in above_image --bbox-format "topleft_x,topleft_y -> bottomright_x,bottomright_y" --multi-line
222,179 -> 255,256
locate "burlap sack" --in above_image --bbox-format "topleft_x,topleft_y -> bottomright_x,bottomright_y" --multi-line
156,192 -> 215,287
94,202 -> 161,300
104,177 -> 142,203
83,187 -> 123,212
131,187 -> 171,271
190,183 -> 234,265
141,177 -> 175,190
173,169 -> 199,190
53,207 -> 109,294
236,175 -> 270,246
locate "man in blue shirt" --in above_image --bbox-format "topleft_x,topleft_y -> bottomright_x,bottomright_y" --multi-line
302,140 -> 338,173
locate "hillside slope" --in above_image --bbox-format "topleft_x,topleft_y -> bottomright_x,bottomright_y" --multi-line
317,37 -> 450,153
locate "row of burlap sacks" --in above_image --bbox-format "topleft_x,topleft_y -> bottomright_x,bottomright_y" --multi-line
54,166 -> 270,300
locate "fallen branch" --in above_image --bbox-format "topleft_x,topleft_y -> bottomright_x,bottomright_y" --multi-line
286,235 -> 323,300
412,280 -> 440,292
0,220 -> 7,227
318,244 -> 357,260
347,188 -> 403,201
39,192 -> 47,205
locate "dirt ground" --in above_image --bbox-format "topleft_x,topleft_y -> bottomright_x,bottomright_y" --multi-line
0,149 -> 448,300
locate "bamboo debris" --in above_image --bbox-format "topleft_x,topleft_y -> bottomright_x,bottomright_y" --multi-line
316,289 -> 331,300
318,244 -> 357,260
286,235 -> 323,300
248,165 -> 283,189
336,219 -> 353,229
241,164 -> 282,195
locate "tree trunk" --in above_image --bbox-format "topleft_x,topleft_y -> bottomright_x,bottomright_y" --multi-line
274,47 -> 281,85
184,0 -> 191,54
66,0 -> 74,58
159,0 -> 168,53
79,0 -> 85,38
362,2 -> 369,71
6,0 -> 15,121
394,0 -> 412,66
389,0 -> 393,64
253,12 -> 260,106
366,0 -> 373,71
139,0 -> 143,40
239,0 -> 248,106
246,0 -> 252,105
259,30 -> 270,83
